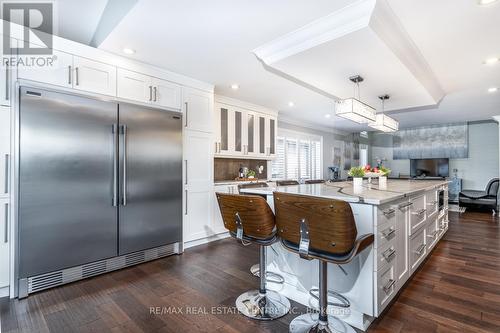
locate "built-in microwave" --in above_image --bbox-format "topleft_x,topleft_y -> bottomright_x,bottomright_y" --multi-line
438,189 -> 445,211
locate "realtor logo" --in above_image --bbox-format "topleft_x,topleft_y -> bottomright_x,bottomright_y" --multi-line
2,2 -> 53,55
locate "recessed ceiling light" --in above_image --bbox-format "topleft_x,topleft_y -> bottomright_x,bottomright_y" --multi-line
484,57 -> 499,65
288,102 -> 295,107
488,87 -> 498,93
230,84 -> 239,90
123,48 -> 135,55
325,114 -> 331,118
478,0 -> 498,5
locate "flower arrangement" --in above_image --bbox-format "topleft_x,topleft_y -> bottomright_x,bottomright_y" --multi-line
379,166 -> 391,177
348,166 -> 365,178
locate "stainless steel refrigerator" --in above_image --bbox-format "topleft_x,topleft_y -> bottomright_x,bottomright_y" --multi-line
18,87 -> 182,295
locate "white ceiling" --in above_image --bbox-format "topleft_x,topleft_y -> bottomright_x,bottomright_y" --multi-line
94,0 -> 500,131
55,0 -> 108,45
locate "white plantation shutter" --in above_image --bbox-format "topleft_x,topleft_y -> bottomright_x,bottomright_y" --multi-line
272,130 -> 323,181
286,138 -> 298,179
272,137 -> 286,178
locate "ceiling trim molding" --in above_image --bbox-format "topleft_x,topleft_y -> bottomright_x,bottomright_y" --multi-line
370,0 -> 444,103
492,116 -> 500,123
252,0 -> 376,65
278,114 -> 349,136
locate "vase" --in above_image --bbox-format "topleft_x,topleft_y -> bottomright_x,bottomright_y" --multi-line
379,176 -> 387,187
353,177 -> 363,188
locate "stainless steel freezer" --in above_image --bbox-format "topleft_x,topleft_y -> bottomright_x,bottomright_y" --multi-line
18,87 -> 183,288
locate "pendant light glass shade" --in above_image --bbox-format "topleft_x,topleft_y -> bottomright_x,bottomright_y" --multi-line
368,94 -> 399,132
335,98 -> 376,123
368,114 -> 399,132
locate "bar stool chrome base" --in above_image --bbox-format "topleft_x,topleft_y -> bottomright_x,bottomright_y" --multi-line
235,290 -> 290,320
309,288 -> 350,308
289,313 -> 356,333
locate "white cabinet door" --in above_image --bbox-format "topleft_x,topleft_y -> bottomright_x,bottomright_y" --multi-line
231,108 -> 244,156
117,68 -> 152,103
0,36 -> 13,106
213,186 -> 229,234
214,103 -> 230,155
395,203 -> 410,287
0,198 -> 9,288
183,87 -> 213,133
0,107 -> 10,199
73,56 -> 116,96
244,111 -> 258,157
152,78 -> 181,110
268,115 -> 277,158
18,48 -> 73,89
184,130 -> 214,242
257,114 -> 267,157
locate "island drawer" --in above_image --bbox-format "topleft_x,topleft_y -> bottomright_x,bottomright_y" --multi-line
410,228 -> 427,274
409,195 -> 426,235
426,190 -> 438,217
375,238 -> 396,271
375,218 -> 396,249
376,261 -> 396,314
425,217 -> 439,251
377,204 -> 397,226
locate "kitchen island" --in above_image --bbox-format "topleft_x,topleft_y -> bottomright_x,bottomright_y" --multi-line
239,179 -> 449,331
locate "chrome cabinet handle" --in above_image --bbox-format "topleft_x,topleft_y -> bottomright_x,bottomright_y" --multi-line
185,102 -> 188,127
121,125 -> 128,206
411,208 -> 426,216
415,244 -> 426,255
185,190 -> 188,215
381,227 -> 395,238
75,67 -> 79,86
383,279 -> 395,294
153,86 -> 157,102
149,86 -> 152,101
383,208 -> 395,216
5,61 -> 9,100
112,125 -> 118,207
382,248 -> 396,261
184,160 -> 188,185
4,154 -> 9,194
4,203 -> 8,243
68,65 -> 72,85
398,202 -> 413,209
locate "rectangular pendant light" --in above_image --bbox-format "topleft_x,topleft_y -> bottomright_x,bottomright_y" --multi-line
335,98 -> 376,123
368,114 -> 399,132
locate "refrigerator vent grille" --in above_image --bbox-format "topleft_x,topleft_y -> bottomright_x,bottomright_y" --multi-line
27,243 -> 177,294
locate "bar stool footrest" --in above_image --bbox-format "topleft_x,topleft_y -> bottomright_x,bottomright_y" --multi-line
250,264 -> 285,284
309,288 -> 350,308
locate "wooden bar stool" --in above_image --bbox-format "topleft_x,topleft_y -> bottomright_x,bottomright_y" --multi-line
216,193 -> 291,320
274,192 -> 374,333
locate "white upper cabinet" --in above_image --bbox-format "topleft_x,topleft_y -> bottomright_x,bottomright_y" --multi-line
214,99 -> 277,159
183,87 -> 213,133
72,56 -> 116,96
152,78 -> 181,110
18,48 -> 73,89
117,69 -> 182,110
117,68 -> 151,103
0,36 -> 13,106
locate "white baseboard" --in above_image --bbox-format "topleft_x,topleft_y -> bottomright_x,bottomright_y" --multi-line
183,232 -> 230,250
0,286 -> 9,298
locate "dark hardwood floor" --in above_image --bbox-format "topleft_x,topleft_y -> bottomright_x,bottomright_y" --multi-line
1,211 -> 499,333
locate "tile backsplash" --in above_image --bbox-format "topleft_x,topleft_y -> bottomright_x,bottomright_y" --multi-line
214,158 -> 268,181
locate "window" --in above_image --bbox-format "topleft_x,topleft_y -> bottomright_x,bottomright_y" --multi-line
272,130 -> 323,181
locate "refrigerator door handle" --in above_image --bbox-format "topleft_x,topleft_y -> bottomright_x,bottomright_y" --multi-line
121,125 -> 128,206
112,124 -> 118,207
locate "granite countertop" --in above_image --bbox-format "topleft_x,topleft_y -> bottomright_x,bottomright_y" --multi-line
239,179 -> 449,205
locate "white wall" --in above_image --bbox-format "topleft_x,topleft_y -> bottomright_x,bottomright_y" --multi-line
369,122 -> 499,190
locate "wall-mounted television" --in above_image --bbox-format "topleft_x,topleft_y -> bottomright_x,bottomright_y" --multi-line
410,158 -> 449,178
